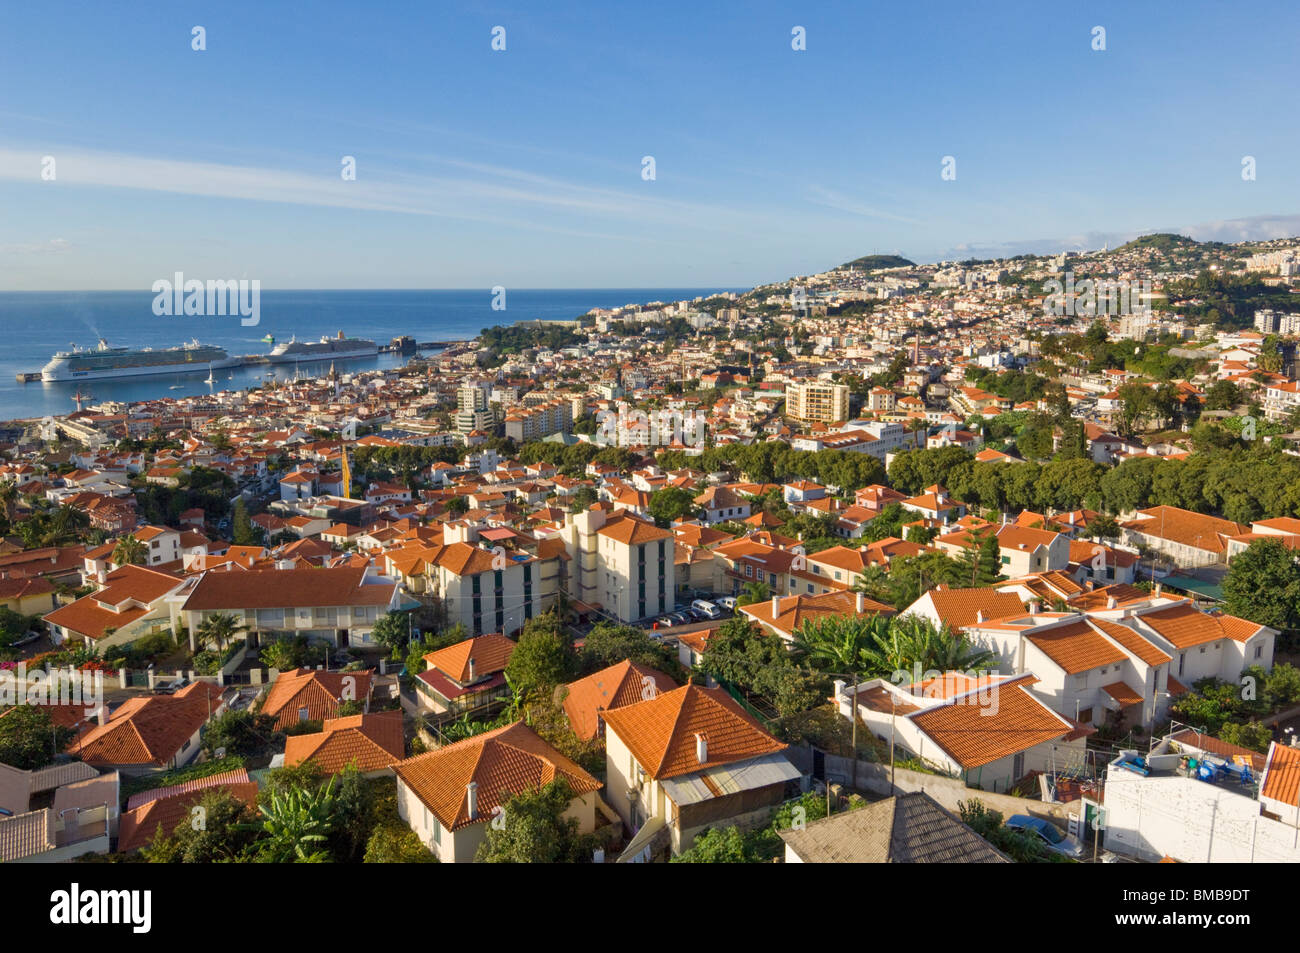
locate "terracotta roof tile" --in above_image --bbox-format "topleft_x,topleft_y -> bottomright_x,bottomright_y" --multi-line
1086,617 -> 1173,666
183,565 -> 395,611
909,684 -> 1072,771
927,588 -> 1027,630
1260,742 -> 1300,807
600,683 -> 786,780
117,782 -> 259,853
423,633 -> 515,683
282,710 -> 404,774
562,660 -> 678,741
1025,619 -> 1128,675
261,668 -> 373,729
393,721 -> 599,831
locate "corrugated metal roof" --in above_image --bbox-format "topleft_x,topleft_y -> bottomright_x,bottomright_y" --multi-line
660,752 -> 801,806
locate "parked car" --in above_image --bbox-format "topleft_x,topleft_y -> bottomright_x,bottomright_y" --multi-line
654,615 -> 677,629
1003,815 -> 1084,859
691,599 -> 722,620
10,630 -> 42,648
715,595 -> 738,611
152,677 -> 187,696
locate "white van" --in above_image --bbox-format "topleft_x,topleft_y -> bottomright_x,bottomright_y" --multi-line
692,599 -> 723,619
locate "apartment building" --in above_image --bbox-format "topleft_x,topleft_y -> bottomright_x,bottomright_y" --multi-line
785,380 -> 850,423
180,565 -> 400,650
559,504 -> 674,623
503,399 -> 573,444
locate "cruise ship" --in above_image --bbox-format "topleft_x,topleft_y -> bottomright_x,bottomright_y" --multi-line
267,331 -> 378,364
41,339 -> 234,382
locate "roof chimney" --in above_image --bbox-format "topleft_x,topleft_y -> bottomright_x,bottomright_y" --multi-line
466,781 -> 479,821
975,609 -> 985,624
468,657 -> 476,681
856,591 -> 865,614
695,733 -> 708,764
1029,600 -> 1039,615
1106,596 -> 1118,609
1154,583 -> 1162,598
771,595 -> 780,616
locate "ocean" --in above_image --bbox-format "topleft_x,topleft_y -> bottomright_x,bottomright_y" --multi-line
0,288 -> 738,421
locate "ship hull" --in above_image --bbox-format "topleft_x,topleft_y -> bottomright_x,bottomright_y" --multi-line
41,356 -> 238,382
266,344 -> 378,364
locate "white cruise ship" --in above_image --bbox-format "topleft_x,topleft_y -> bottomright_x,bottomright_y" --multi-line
266,331 -> 378,364
41,339 -> 235,382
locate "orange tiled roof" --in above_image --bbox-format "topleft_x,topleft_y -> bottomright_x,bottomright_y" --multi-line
1025,619 -> 1128,675
117,782 -> 259,853
597,511 -> 672,545
1122,506 -> 1247,553
909,684 -> 1073,771
423,633 -> 515,683
69,682 -> 224,767
393,721 -> 600,831
183,565 -> 395,611
1260,742 -> 1300,808
928,588 -> 1027,630
1137,604 -> 1263,650
742,590 -> 895,637
599,683 -> 786,781
1086,617 -> 1172,667
282,710 -> 404,774
261,668 -> 374,729
562,660 -> 679,742
1100,681 -> 1144,707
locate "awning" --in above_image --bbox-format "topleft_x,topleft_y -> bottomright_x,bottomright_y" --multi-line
1159,575 -> 1224,602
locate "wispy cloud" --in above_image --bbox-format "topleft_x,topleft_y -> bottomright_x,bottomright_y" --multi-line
0,146 -> 760,242
0,237 -> 72,256
804,185 -> 925,226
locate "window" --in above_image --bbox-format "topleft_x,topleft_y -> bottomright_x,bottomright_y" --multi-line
1255,645 -> 1263,659
1001,556 -> 1011,565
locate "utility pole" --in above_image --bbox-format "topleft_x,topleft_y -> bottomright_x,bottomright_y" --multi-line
890,690 -> 897,790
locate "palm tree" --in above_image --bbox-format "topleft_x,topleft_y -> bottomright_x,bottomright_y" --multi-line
790,613 -> 891,674
42,504 -> 88,545
736,580 -> 771,607
0,481 -> 16,523
111,533 -> 147,567
195,611 -> 247,654
258,775 -> 337,862
859,615 -> 997,681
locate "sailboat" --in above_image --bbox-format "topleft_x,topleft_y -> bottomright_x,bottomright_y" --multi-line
205,364 -> 216,384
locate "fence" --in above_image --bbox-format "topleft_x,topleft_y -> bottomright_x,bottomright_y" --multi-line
816,749 -> 1070,822
115,665 -> 279,690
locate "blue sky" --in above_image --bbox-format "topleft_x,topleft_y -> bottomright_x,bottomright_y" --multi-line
2,0 -> 1299,290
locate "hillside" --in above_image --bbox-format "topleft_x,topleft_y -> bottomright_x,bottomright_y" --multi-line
840,254 -> 915,272
1114,233 -> 1199,253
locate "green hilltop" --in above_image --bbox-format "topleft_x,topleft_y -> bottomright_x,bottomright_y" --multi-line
840,253 -> 915,271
